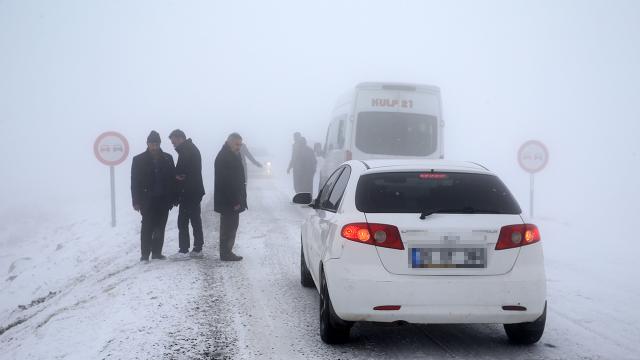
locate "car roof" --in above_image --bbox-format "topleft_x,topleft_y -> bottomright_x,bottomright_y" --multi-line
356,159 -> 492,174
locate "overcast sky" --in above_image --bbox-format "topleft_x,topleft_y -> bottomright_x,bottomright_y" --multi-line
1,0 -> 639,231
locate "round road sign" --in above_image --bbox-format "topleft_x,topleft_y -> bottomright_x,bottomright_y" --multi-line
518,140 -> 548,173
94,131 -> 129,166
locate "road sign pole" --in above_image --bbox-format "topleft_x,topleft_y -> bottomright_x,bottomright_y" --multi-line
518,140 -> 547,219
530,173 -> 534,218
110,165 -> 116,227
95,131 -> 128,228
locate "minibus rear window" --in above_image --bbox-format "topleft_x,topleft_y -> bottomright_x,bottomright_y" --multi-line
355,112 -> 438,156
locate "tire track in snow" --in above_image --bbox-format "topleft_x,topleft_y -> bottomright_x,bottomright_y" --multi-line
162,197 -> 240,360
216,178 -> 309,359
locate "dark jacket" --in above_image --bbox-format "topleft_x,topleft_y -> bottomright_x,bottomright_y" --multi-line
214,143 -> 247,214
175,138 -> 205,201
292,144 -> 317,193
131,149 -> 177,209
292,144 -> 317,176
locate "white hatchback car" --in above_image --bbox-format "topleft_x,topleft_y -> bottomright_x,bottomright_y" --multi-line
293,160 -> 546,344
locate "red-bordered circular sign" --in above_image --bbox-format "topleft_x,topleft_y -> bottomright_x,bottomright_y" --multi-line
518,140 -> 549,173
94,131 -> 129,166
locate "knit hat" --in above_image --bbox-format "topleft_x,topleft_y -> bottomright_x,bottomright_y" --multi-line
147,130 -> 161,144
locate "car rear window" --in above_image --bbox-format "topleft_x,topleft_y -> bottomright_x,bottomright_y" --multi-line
355,172 -> 521,214
355,112 -> 438,156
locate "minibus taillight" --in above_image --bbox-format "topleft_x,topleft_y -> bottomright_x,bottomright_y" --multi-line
495,224 -> 541,250
341,223 -> 404,250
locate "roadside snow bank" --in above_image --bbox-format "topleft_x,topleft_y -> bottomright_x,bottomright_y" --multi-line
0,205 -> 221,359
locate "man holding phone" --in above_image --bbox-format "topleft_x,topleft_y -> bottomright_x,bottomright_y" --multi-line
169,129 -> 205,259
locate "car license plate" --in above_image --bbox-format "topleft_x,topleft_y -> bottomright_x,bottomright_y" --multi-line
410,247 -> 487,268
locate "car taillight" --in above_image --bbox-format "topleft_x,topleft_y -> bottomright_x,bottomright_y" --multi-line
495,224 -> 541,250
341,223 -> 404,250
346,150 -> 352,161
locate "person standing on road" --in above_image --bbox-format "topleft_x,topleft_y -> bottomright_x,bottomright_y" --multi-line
131,130 -> 176,262
287,132 -> 304,191
288,135 -> 316,193
240,143 -> 263,181
292,137 -> 317,194
169,129 -> 205,259
214,133 -> 247,261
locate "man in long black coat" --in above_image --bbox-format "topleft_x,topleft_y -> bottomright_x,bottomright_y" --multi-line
289,137 -> 317,193
131,130 -> 176,261
169,129 -> 205,258
214,132 -> 246,261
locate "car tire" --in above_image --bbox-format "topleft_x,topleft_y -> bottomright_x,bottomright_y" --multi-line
300,240 -> 314,288
319,269 -> 352,344
504,302 -> 547,345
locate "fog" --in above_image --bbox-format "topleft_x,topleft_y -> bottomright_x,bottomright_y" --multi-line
1,0 -> 639,236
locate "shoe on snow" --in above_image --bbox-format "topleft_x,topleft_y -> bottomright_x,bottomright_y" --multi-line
189,250 -> 204,259
221,253 -> 243,261
170,252 -> 191,261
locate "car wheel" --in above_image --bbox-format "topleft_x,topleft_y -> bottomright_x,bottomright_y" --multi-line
319,269 -> 352,344
300,239 -> 314,288
504,302 -> 547,345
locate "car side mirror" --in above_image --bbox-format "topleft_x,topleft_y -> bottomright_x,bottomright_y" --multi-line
292,193 -> 313,205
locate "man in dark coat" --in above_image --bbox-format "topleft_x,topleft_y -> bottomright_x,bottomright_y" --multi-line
169,129 -> 205,258
289,137 -> 317,193
131,130 -> 176,261
214,132 -> 246,261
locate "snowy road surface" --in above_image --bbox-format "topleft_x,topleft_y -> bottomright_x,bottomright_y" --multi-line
1,174 -> 638,359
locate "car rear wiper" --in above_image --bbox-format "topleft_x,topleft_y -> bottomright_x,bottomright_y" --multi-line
420,207 -> 470,219
419,209 -> 447,219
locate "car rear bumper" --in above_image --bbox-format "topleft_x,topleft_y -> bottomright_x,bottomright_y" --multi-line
324,244 -> 546,324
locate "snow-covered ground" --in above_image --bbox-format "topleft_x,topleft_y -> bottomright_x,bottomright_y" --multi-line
1,172 -> 638,359
0,198 -> 234,359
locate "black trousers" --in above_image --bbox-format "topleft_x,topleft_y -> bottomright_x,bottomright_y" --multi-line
140,198 -> 170,258
178,197 -> 204,252
219,212 -> 240,257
